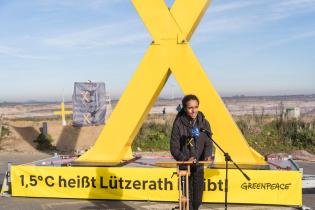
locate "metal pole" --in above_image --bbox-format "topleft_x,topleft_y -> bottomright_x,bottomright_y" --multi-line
225,158 -> 228,210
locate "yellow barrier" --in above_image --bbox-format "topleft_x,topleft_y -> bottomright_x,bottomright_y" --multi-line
11,165 -> 302,206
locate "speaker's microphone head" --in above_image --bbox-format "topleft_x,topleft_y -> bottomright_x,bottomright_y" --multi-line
192,127 -> 200,138
200,128 -> 213,136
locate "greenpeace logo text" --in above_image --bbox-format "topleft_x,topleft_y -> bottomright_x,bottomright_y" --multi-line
241,182 -> 292,191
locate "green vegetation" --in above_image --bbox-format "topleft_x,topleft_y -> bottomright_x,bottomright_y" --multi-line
0,125 -> 10,139
34,133 -> 54,151
237,115 -> 315,155
10,115 -> 72,122
132,114 -> 174,151
132,113 -> 315,155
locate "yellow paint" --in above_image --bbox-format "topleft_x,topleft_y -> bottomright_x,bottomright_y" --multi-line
75,0 -> 267,166
53,99 -> 73,126
11,165 -> 302,206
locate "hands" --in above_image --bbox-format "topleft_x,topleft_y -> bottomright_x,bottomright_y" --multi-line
188,156 -> 196,163
205,156 -> 213,162
188,156 -> 212,162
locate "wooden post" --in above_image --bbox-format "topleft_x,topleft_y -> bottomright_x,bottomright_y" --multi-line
42,122 -> 48,136
156,161 -> 213,210
178,165 -> 190,210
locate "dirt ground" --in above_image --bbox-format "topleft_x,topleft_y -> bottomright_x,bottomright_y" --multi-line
1,95 -> 315,119
0,120 -> 103,154
1,95 -> 314,154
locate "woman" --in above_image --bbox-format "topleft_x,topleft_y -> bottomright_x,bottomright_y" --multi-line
170,94 -> 213,210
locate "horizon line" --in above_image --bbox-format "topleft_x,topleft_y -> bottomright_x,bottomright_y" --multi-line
1,93 -> 314,104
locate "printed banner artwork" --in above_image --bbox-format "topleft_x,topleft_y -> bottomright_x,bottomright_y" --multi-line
11,166 -> 302,206
72,82 -> 107,126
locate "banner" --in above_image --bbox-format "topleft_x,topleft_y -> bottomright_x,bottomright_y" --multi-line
72,82 -> 107,126
11,166 -> 302,206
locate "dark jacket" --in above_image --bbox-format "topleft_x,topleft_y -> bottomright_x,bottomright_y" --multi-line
170,110 -> 213,161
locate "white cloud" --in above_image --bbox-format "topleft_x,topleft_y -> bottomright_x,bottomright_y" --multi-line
255,30 -> 315,51
0,45 -> 57,60
36,0 -> 126,11
197,0 -> 315,37
268,0 -> 315,20
43,20 -> 149,49
210,1 -> 261,14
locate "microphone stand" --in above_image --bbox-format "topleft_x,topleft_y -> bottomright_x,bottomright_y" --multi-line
201,129 -> 251,210
193,136 -> 199,166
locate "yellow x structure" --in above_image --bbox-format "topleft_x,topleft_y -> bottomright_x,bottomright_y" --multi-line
75,0 -> 267,166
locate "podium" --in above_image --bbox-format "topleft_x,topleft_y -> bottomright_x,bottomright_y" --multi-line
156,161 -> 213,210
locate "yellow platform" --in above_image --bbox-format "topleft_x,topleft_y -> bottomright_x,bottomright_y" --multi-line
11,164 -> 302,206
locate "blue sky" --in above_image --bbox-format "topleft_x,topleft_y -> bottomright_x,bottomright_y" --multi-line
0,0 -> 314,102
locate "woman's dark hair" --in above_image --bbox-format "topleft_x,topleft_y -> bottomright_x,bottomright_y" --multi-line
182,94 -> 199,109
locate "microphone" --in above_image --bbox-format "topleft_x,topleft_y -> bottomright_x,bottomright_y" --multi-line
191,127 -> 200,138
191,127 -> 200,163
200,128 -> 212,137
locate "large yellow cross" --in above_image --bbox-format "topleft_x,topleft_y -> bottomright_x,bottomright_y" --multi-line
53,99 -> 73,126
75,0 -> 267,166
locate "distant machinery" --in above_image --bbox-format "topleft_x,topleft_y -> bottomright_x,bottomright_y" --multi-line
284,107 -> 301,119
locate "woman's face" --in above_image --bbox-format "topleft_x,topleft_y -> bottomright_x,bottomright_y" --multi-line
185,99 -> 199,119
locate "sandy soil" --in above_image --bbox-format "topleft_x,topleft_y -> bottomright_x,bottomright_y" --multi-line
1,96 -> 314,154
0,120 -> 103,154
1,96 -> 315,119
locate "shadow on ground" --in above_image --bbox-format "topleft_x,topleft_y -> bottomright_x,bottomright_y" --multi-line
303,188 -> 315,194
56,126 -> 81,153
